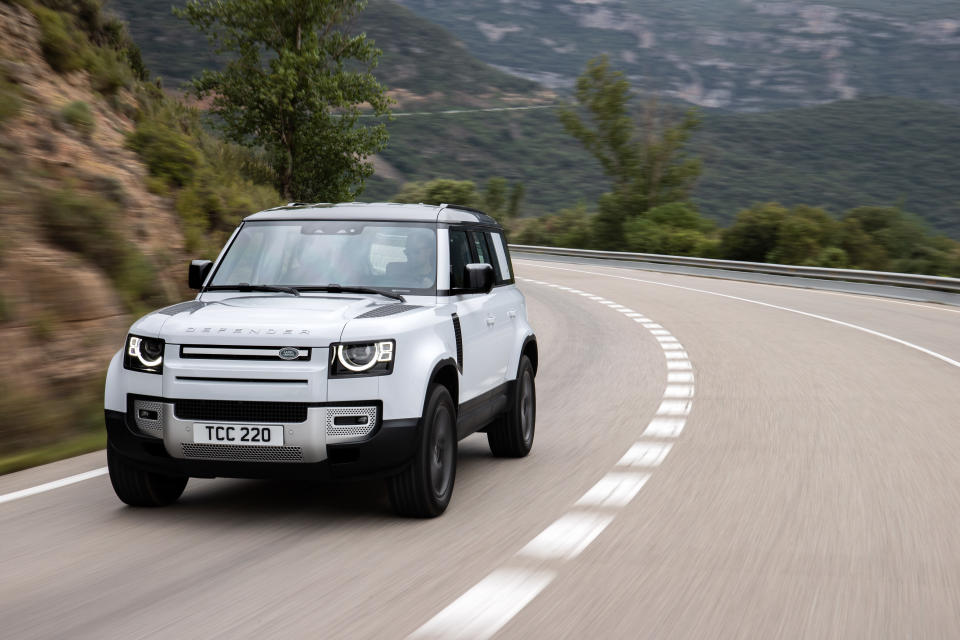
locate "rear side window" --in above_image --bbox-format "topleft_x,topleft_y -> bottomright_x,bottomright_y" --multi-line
487,231 -> 513,284
487,232 -> 513,284
449,229 -> 471,289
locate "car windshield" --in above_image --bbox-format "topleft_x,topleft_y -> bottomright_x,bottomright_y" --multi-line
209,220 -> 437,294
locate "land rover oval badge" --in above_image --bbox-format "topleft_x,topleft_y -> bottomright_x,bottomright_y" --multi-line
278,347 -> 300,361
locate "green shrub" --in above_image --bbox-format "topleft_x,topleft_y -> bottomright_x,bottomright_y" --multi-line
37,188 -> 123,273
30,312 -> 56,341
88,47 -> 132,95
60,100 -> 95,137
0,73 -> 21,124
0,293 -> 14,323
36,188 -> 169,311
127,121 -> 200,186
34,7 -> 89,73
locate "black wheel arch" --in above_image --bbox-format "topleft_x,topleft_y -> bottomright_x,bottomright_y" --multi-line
427,357 -> 460,413
520,334 -> 538,375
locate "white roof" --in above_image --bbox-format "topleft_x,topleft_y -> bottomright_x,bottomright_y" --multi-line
244,202 -> 499,226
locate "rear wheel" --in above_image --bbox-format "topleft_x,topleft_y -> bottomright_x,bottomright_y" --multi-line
488,355 -> 536,458
107,446 -> 188,507
388,384 -> 457,518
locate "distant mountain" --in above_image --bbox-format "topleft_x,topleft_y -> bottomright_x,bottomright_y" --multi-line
368,97 -> 960,237
395,0 -> 960,111
107,0 -> 547,107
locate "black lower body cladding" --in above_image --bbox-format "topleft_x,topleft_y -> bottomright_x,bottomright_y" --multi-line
104,410 -> 419,481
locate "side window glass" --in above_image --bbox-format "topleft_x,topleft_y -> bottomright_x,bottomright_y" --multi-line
471,231 -> 491,266
449,229 -> 471,289
486,232 -> 511,283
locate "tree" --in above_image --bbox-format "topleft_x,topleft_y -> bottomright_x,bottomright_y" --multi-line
392,179 -> 479,207
623,202 -> 714,256
175,0 -> 391,201
558,56 -> 701,249
507,182 -> 525,219
483,177 -> 507,220
719,202 -> 788,262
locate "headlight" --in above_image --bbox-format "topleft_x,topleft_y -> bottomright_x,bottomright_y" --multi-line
124,335 -> 165,374
330,340 -> 394,377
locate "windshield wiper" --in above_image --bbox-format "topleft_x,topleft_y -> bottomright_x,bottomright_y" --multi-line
297,284 -> 405,302
207,283 -> 301,297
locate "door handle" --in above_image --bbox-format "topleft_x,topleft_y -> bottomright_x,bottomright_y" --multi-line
507,309 -> 517,319
486,315 -> 496,326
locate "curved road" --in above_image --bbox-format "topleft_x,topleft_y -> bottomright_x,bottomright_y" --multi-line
2,258 -> 960,639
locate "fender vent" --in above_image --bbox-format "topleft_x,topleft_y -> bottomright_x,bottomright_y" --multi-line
357,304 -> 421,319
451,313 -> 463,372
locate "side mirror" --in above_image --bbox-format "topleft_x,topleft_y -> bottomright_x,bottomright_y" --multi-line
189,260 -> 213,290
464,263 -> 495,294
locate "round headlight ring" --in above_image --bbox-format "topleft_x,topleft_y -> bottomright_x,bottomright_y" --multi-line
129,336 -> 163,368
337,344 -> 377,372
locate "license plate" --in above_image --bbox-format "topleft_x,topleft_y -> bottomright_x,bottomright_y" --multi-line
193,423 -> 284,447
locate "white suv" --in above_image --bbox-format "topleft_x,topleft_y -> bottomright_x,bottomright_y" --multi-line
104,203 -> 538,517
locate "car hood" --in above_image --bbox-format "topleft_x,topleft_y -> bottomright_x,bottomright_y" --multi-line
144,294 -> 386,347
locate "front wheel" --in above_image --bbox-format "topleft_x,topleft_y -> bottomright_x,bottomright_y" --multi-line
388,384 -> 457,517
107,446 -> 188,507
487,355 -> 536,458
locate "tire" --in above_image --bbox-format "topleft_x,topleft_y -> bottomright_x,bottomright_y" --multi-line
107,446 -> 188,507
388,384 -> 457,518
488,355 -> 536,458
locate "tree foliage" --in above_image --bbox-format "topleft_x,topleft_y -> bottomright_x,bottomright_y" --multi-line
175,0 -> 391,201
558,56 -> 702,248
392,177 -> 524,223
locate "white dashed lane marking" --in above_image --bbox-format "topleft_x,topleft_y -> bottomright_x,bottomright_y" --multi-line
408,569 -> 556,640
575,472 -> 651,508
518,512 -> 617,559
410,276 -> 695,638
618,442 -> 673,468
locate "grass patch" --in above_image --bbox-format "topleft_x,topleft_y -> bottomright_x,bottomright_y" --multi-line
0,72 -> 22,124
36,187 -> 168,310
0,292 -> 14,323
0,430 -> 105,476
34,5 -> 89,73
60,100 -> 95,137
126,120 -> 199,187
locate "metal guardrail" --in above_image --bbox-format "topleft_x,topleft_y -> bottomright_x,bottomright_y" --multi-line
509,244 -> 960,294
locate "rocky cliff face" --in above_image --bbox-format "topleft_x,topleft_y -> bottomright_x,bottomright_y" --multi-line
0,3 -> 186,455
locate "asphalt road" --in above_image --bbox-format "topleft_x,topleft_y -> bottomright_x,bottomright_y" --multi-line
2,258 -> 960,639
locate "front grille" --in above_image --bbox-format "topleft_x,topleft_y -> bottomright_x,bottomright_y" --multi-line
326,406 -> 378,443
181,443 -> 304,462
174,399 -> 309,424
179,345 -> 311,361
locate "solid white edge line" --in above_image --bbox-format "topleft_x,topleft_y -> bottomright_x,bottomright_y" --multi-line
0,467 -> 108,505
408,568 -> 556,640
516,261 -> 960,370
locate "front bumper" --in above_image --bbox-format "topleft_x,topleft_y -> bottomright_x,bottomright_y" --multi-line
106,408 -> 419,481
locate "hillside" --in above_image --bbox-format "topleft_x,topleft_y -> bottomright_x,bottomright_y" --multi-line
394,0 -> 960,111
107,0 -> 549,107
107,0 -> 960,235
366,98 -> 960,237
0,0 -> 279,471
693,97 -> 960,231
